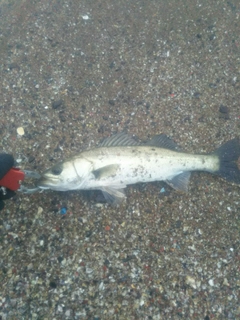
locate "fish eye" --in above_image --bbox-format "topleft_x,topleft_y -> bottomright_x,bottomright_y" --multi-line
51,164 -> 63,175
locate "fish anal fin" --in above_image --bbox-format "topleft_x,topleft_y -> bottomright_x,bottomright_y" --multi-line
101,186 -> 126,205
166,171 -> 191,192
92,164 -> 119,180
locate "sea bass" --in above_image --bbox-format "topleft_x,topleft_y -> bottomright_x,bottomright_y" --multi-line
38,133 -> 240,203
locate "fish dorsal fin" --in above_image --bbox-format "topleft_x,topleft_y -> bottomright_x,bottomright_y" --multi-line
145,134 -> 180,151
166,171 -> 191,192
99,133 -> 139,147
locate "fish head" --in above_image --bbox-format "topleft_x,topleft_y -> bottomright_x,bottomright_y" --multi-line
37,157 -> 91,191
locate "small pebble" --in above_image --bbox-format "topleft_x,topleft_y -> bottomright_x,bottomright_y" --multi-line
9,62 -> 20,70
219,104 -> 230,119
37,207 -> 43,215
186,275 -> 197,289
17,127 -> 25,136
208,279 -> 214,286
219,105 -> 229,113
60,207 -> 67,214
52,100 -> 63,109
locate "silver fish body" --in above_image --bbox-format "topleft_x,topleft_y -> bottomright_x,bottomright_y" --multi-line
38,133 -> 240,203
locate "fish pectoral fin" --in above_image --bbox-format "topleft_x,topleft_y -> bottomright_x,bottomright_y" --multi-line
166,171 -> 191,192
100,186 -> 126,205
92,164 -> 119,180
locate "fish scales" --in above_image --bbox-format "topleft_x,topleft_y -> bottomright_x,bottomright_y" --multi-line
76,146 -> 219,188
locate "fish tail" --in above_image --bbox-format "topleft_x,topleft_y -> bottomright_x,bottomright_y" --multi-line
213,138 -> 240,185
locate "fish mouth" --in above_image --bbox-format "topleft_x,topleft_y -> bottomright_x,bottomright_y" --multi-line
37,177 -> 58,188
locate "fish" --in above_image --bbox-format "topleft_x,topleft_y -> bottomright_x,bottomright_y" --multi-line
37,133 -> 240,203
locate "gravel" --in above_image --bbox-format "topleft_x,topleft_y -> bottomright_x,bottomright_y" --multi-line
0,0 -> 239,319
